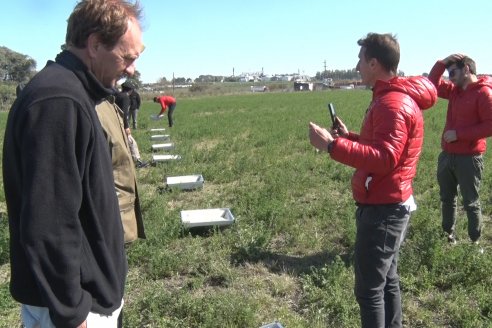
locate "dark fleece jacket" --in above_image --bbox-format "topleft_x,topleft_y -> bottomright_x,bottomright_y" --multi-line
2,50 -> 127,327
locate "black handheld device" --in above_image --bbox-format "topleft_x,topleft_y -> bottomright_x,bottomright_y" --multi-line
328,103 -> 339,129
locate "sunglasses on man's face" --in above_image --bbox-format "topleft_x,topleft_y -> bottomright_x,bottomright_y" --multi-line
448,67 -> 461,78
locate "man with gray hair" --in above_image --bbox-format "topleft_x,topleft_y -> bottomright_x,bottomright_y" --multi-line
2,1 -> 145,327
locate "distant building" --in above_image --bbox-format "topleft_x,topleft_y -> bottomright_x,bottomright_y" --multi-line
250,85 -> 269,92
294,75 -> 311,82
322,78 -> 334,87
239,72 -> 263,82
294,82 -> 313,91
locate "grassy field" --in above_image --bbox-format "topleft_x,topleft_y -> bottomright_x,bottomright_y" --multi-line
0,89 -> 491,327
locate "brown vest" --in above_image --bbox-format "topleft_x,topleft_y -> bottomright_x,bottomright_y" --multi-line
96,99 -> 145,243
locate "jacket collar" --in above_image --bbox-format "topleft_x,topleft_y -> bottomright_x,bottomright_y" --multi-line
53,50 -> 114,102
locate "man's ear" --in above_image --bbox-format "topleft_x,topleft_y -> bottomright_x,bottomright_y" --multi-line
369,57 -> 378,69
87,33 -> 100,58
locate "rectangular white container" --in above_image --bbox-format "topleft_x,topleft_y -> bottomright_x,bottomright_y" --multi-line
150,114 -> 163,121
152,154 -> 181,162
151,134 -> 170,141
180,208 -> 235,228
166,174 -> 204,190
260,322 -> 284,328
152,143 -> 175,151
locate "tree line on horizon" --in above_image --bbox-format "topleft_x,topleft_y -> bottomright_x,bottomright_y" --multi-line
2,46 -> 409,88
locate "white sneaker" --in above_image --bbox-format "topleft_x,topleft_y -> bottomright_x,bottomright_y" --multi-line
472,241 -> 484,254
447,234 -> 457,245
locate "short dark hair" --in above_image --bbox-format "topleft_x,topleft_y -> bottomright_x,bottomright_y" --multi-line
445,56 -> 476,75
121,80 -> 134,91
357,33 -> 400,74
66,0 -> 143,50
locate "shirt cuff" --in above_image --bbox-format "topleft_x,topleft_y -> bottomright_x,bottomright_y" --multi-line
327,141 -> 334,153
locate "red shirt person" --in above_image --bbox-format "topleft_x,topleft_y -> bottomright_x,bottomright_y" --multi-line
428,54 -> 492,245
154,96 -> 177,127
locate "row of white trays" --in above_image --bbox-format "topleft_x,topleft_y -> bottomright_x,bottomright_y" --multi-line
148,129 -> 234,229
150,128 -> 174,157
166,175 -> 234,228
150,128 -> 179,162
151,132 -> 178,161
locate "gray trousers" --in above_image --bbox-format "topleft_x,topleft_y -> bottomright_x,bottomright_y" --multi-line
167,103 -> 176,127
437,151 -> 483,242
129,109 -> 138,129
354,203 -> 410,328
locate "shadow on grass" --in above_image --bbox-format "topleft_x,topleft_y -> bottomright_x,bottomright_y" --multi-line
179,225 -> 231,238
230,249 -> 353,277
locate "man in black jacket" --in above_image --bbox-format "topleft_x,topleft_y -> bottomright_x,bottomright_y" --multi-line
2,1 -> 145,327
116,83 -> 149,168
126,81 -> 141,129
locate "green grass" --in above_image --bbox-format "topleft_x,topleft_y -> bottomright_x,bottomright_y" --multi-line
0,89 -> 491,327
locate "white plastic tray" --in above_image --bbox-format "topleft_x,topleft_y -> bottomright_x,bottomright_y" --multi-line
260,323 -> 284,328
180,208 -> 235,228
152,154 -> 181,162
150,114 -> 163,121
151,134 -> 170,141
166,174 -> 204,190
152,142 -> 175,151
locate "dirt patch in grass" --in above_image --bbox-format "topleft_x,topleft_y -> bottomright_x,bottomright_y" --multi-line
193,138 -> 220,151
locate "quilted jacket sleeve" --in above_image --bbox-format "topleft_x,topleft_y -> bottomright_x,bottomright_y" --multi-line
330,97 -> 410,174
428,60 -> 454,99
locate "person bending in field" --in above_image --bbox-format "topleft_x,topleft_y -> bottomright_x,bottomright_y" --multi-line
153,95 -> 177,127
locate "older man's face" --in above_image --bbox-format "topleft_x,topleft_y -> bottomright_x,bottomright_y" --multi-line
92,18 -> 144,88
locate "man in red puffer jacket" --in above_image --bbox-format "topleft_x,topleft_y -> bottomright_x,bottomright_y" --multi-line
309,33 -> 437,328
428,54 -> 492,246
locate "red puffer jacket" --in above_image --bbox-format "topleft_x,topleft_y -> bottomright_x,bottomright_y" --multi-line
428,61 -> 492,155
330,76 -> 437,204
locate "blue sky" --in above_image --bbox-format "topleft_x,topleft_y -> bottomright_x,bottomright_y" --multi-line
3,0 -> 492,83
